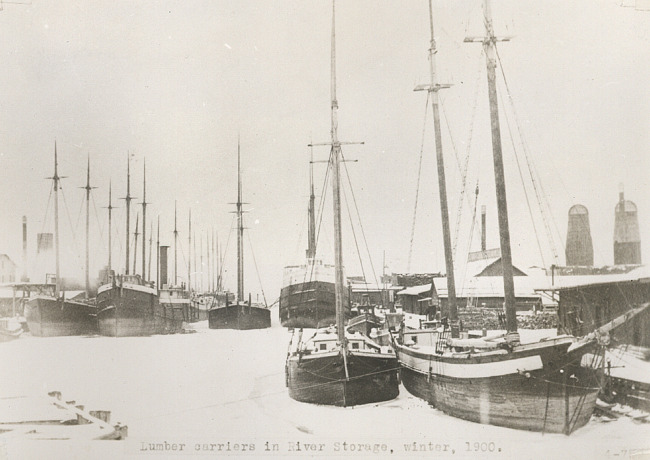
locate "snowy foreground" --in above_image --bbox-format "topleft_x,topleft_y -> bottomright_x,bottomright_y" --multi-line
1,312 -> 648,459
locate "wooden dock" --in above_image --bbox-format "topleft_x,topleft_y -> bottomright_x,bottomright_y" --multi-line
0,391 -> 127,440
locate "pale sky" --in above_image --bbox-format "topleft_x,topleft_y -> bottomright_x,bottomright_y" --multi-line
0,0 -> 648,299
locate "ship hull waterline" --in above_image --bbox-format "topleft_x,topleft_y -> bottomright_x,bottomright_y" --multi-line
395,339 -> 600,434
25,297 -> 97,337
208,304 -> 271,330
96,285 -> 183,337
286,351 -> 400,407
279,280 -> 348,329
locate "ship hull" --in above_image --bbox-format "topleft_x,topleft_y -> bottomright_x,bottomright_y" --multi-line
286,351 -> 399,406
279,280 -> 346,328
396,338 -> 599,434
25,297 -> 96,337
208,304 -> 271,330
96,284 -> 182,337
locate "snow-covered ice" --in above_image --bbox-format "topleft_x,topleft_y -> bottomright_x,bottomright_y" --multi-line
1,313 -> 648,459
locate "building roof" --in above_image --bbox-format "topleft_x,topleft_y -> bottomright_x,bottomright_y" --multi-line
397,276 -> 540,299
535,265 -> 650,291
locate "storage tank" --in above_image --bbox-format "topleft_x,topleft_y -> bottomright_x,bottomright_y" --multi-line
613,186 -> 642,265
565,204 -> 594,266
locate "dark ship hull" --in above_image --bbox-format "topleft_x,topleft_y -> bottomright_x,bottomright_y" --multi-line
208,303 -> 271,330
25,296 -> 96,337
286,350 -> 399,406
396,335 -> 600,434
96,282 -> 182,337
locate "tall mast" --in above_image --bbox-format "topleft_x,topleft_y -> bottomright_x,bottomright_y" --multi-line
107,181 -> 113,279
415,0 -> 458,337
211,228 -> 216,292
83,155 -> 94,299
52,142 -> 62,297
200,234 -> 203,292
156,215 -> 160,287
306,143 -> 316,259
467,0 -> 518,341
133,212 -> 139,275
147,221 -> 153,281
141,159 -> 147,279
329,0 -> 347,351
124,156 -> 133,275
206,229 -> 211,292
215,232 -> 220,291
173,200 -> 178,285
188,210 -> 192,292
236,139 -> 244,303
193,230 -> 197,291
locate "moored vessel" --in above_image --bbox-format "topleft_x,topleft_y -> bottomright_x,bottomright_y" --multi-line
25,144 -> 96,337
285,0 -> 399,406
394,0 -> 602,434
208,141 -> 271,330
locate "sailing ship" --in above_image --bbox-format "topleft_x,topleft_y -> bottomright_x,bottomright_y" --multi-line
208,143 -> 271,330
279,154 -> 348,328
285,0 -> 399,407
25,144 -> 97,337
158,204 -> 191,323
96,158 -> 183,336
393,0 -> 605,434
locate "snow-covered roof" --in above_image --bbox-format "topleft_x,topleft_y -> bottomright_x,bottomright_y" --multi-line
535,265 -> 650,291
397,276 -> 540,299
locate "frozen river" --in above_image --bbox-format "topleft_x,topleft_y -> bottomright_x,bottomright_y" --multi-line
1,312 -> 648,459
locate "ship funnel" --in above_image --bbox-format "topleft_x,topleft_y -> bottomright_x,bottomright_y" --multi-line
565,204 -> 594,266
159,245 -> 169,288
22,216 -> 29,282
614,186 -> 642,265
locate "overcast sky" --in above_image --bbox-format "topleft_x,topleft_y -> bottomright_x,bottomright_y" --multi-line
0,0 -> 648,299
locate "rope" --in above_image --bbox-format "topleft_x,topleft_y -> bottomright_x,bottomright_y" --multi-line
342,153 -> 382,292
407,93 -> 430,272
495,46 -> 560,264
245,228 -> 269,308
498,84 -> 547,268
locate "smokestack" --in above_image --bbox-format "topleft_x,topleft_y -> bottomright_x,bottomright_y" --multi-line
22,216 -> 28,282
614,185 -> 642,265
481,205 -> 486,252
565,204 -> 594,266
159,245 -> 169,287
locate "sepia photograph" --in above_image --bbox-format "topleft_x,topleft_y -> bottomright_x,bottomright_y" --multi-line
0,0 -> 649,458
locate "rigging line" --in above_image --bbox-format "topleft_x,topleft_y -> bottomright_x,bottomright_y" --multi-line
60,186 -> 83,271
218,214 -> 235,283
39,185 -> 54,235
90,193 -> 105,242
244,223 -> 269,307
340,175 -> 368,288
456,183 -> 480,293
407,92 -> 431,272
451,54 -> 484,257
498,81 -> 547,268
341,151 -> 381,291
303,153 -> 331,287
495,46 -> 560,264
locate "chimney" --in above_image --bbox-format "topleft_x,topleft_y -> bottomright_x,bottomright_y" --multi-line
481,205 -> 486,252
565,204 -> 594,266
22,216 -> 29,282
159,245 -> 169,287
614,185 -> 642,265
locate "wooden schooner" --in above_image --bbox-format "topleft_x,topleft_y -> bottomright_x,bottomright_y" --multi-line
394,0 -> 602,434
25,143 -> 96,337
208,141 -> 271,330
285,0 -> 399,407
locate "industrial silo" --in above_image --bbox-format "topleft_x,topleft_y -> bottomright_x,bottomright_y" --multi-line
614,187 -> 642,265
565,204 -> 594,266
